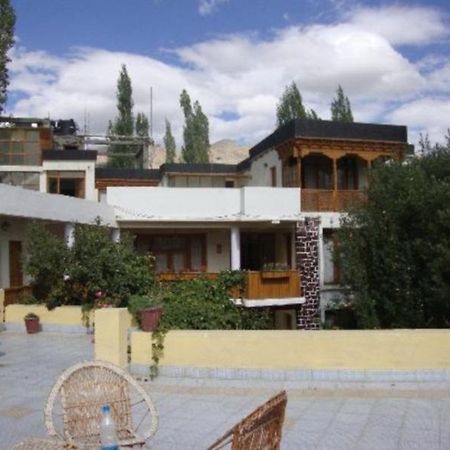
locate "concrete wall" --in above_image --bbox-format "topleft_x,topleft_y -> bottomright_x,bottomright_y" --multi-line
4,304 -> 132,332
42,160 -> 97,201
246,149 -> 282,187
206,230 -> 230,272
131,329 -> 450,371
108,187 -> 300,222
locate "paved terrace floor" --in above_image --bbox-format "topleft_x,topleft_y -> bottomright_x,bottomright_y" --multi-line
1,332 -> 450,450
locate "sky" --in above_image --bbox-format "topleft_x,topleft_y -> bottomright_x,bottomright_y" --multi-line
6,0 -> 450,147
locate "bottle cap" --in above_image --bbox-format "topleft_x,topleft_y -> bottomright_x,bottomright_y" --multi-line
101,404 -> 110,413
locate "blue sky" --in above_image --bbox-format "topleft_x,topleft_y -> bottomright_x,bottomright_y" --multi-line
8,0 -> 450,146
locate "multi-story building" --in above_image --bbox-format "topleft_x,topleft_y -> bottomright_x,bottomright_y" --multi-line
0,117 -> 410,329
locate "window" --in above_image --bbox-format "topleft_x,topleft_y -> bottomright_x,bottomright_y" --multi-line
0,171 -> 40,190
225,180 -> 235,188
47,171 -> 85,198
282,157 -> 297,187
147,234 -> 206,273
270,166 -> 277,187
0,129 -> 41,165
302,154 -> 333,189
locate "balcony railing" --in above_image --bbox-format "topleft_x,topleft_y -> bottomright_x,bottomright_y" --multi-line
301,189 -> 366,212
157,270 -> 301,300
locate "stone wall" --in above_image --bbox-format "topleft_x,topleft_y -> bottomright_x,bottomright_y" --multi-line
296,217 -> 320,329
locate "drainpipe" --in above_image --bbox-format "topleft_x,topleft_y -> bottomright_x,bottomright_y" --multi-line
230,226 -> 241,270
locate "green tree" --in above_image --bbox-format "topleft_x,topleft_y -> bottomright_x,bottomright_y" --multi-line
135,112 -> 149,137
108,64 -> 136,168
163,119 -> 176,163
25,222 -> 155,311
337,146 -> 450,328
331,85 -> 354,122
180,89 -> 209,163
276,82 -> 319,127
0,0 -> 15,113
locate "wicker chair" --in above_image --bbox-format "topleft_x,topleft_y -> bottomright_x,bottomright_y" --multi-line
44,361 -> 158,448
206,390 -> 287,450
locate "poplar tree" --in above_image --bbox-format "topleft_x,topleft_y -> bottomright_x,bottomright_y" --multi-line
135,112 -> 149,137
331,85 -> 354,122
108,64 -> 135,167
0,0 -> 16,113
180,89 -> 209,163
164,119 -> 176,163
276,82 -> 319,127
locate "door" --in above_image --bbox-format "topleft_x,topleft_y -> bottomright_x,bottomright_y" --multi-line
9,241 -> 23,287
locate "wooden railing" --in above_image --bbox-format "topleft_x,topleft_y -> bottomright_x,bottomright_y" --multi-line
4,285 -> 32,307
301,189 -> 366,212
158,271 -> 301,300
244,271 -> 301,299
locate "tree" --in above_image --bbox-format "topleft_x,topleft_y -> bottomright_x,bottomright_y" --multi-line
108,65 -> 136,168
0,0 -> 15,113
337,144 -> 450,328
331,85 -> 354,122
25,222 -> 155,311
180,89 -> 209,163
163,119 -> 176,163
276,82 -> 319,127
135,112 -> 149,137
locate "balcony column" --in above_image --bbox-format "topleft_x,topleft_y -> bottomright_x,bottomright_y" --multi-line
112,228 -> 121,243
230,226 -> 241,270
332,158 -> 338,210
64,222 -> 75,248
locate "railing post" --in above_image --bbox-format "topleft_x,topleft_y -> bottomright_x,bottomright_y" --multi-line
64,222 -> 75,248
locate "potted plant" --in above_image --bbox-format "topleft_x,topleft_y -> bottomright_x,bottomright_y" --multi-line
24,312 -> 40,334
261,262 -> 291,279
128,295 -> 163,332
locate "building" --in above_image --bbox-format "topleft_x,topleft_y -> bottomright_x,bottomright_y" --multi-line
0,117 -> 409,329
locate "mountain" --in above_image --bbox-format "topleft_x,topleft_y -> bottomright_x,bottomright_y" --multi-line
148,139 -> 250,168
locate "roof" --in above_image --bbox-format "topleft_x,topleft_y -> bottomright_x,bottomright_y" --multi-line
0,184 -> 116,226
248,119 -> 408,160
96,168 -> 160,180
160,163 -> 240,175
43,149 -> 97,161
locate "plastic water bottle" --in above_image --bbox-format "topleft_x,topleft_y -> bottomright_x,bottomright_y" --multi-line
100,404 -> 119,450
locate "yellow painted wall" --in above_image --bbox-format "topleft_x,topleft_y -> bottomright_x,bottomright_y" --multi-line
95,308 -> 129,367
131,329 -> 450,370
5,304 -> 132,328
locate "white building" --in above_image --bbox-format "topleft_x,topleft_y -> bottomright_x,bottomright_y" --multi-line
0,117 -> 410,329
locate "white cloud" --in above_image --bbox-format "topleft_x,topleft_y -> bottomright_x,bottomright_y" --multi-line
347,5 -> 448,46
198,0 -> 229,16
6,5 -> 449,148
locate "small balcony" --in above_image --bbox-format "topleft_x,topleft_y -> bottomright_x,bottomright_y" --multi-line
158,270 -> 302,304
301,189 -> 366,212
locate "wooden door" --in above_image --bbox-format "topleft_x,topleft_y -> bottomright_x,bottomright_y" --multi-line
9,241 -> 23,287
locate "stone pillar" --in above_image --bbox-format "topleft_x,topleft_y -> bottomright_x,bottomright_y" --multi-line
64,222 -> 75,248
112,228 -> 121,243
296,217 -> 321,330
230,226 -> 241,270
95,308 -> 129,368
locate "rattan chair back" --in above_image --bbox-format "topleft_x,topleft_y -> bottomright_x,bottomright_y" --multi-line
44,360 -> 158,448
207,390 -> 287,450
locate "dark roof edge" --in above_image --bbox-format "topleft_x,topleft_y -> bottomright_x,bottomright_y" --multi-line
42,149 -> 97,161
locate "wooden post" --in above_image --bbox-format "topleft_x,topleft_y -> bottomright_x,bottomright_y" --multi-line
332,158 -> 338,210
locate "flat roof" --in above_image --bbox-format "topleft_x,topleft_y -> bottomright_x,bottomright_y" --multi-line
96,168 -> 160,180
248,119 -> 408,160
43,149 -> 97,161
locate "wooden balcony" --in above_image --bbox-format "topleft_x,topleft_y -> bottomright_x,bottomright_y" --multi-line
158,270 -> 301,300
301,189 -> 366,212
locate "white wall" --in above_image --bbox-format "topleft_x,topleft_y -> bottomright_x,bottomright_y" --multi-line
108,187 -> 301,222
246,148 -> 282,187
42,160 -> 97,201
206,230 -> 230,272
